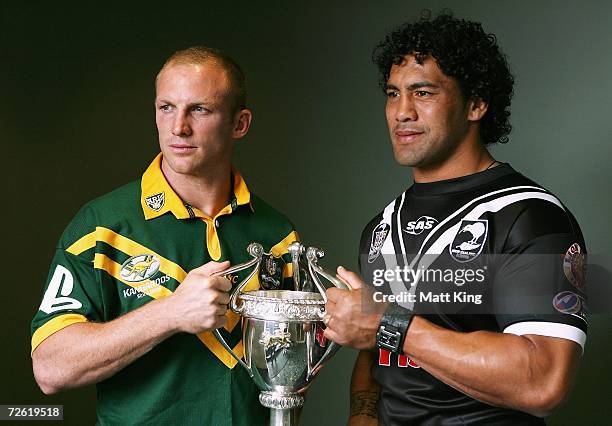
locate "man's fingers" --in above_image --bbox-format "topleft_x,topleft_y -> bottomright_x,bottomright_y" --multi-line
216,304 -> 228,316
323,327 -> 342,344
215,291 -> 231,306
211,276 -> 233,292
337,266 -> 364,289
326,287 -> 346,303
322,313 -> 332,326
215,315 -> 228,329
197,260 -> 231,277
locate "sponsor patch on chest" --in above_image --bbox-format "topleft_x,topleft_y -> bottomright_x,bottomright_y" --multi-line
403,216 -> 438,236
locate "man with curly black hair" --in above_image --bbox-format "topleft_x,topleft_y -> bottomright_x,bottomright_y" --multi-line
323,11 -> 587,425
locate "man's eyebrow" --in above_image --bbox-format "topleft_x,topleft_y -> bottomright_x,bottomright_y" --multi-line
154,99 -> 216,107
407,81 -> 439,90
385,81 -> 439,91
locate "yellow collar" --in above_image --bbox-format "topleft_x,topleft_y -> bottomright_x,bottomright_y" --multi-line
140,153 -> 252,220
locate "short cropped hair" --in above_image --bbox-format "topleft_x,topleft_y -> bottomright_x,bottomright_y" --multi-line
373,11 -> 514,145
157,46 -> 247,113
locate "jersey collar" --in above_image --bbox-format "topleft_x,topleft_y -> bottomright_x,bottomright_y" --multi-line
140,153 -> 253,220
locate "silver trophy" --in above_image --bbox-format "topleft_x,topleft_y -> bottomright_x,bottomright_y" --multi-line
213,241 -> 348,426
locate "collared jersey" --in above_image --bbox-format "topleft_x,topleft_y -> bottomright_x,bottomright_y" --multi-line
359,164 -> 587,426
32,154 -> 298,426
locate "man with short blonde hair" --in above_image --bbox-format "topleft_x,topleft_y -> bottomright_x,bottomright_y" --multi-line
32,46 -> 297,425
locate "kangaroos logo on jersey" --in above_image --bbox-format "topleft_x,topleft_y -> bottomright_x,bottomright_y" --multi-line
368,222 -> 390,263
120,254 -> 161,282
449,219 -> 488,263
145,192 -> 165,211
403,216 -> 438,235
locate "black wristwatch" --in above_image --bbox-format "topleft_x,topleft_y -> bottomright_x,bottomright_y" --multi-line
376,303 -> 414,354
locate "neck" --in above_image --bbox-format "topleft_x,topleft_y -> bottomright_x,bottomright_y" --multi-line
412,136 -> 495,184
161,160 -> 232,218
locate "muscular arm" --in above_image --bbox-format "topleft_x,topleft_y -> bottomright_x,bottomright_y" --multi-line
403,316 -> 581,418
32,261 -> 230,394
325,267 -> 582,418
349,350 -> 379,426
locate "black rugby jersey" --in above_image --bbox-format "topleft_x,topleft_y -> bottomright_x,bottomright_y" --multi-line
359,164 -> 587,426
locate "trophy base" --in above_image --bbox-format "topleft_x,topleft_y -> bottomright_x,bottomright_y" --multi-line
260,391 -> 304,426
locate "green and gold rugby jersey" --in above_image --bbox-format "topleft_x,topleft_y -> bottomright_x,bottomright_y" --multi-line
31,154 -> 298,426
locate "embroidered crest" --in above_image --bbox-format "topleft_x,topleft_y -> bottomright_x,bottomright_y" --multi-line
368,223 -> 390,263
145,192 -> 165,212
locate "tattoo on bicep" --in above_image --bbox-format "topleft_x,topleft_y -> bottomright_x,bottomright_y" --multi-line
350,390 -> 379,418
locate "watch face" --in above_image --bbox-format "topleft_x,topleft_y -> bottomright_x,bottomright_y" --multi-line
377,325 -> 402,353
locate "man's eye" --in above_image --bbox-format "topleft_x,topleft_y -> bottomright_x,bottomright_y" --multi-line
159,105 -> 172,112
415,91 -> 431,97
193,106 -> 210,113
386,91 -> 399,98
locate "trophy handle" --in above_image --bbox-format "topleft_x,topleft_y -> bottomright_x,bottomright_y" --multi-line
216,242 -> 265,313
304,246 -> 349,380
210,242 -> 265,377
211,329 -> 253,377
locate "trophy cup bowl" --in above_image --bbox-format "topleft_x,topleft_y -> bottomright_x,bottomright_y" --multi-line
213,242 -> 348,426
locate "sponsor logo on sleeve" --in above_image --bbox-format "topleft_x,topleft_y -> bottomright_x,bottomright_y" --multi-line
145,192 -> 165,212
449,219 -> 488,262
403,216 -> 438,236
368,223 -> 390,263
120,254 -> 161,282
563,243 -> 586,292
553,291 -> 583,315
39,265 -> 84,314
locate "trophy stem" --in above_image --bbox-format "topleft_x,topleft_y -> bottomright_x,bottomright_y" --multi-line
269,408 -> 297,426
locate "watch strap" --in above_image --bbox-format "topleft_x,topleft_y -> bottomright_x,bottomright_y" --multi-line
376,303 -> 414,354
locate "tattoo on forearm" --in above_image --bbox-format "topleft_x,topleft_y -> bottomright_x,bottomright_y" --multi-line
350,390 -> 379,418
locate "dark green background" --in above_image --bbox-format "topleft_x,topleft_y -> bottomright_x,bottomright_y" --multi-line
2,1 -> 610,424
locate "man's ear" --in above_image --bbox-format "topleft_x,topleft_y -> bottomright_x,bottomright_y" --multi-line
232,108 -> 252,139
467,98 -> 489,122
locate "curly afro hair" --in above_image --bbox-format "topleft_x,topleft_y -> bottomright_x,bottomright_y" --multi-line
373,10 -> 514,145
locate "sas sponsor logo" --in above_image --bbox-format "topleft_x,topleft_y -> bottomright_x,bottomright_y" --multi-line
449,219 -> 488,263
403,216 -> 438,236
368,223 -> 390,263
563,243 -> 586,292
120,254 -> 161,282
553,291 -> 584,315
145,192 -> 165,211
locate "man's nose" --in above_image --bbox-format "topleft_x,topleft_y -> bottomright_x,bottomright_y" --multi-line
172,113 -> 192,137
396,96 -> 417,122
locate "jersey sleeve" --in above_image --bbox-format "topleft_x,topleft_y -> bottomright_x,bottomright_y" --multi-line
492,200 -> 587,351
31,207 -> 104,354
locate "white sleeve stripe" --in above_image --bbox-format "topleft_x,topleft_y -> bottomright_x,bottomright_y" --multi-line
503,321 -> 586,352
